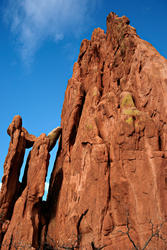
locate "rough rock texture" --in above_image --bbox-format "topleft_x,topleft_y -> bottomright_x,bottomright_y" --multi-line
0,115 -> 36,243
1,133 -> 50,249
0,117 -> 61,249
48,127 -> 62,152
45,12 -> 167,249
1,12 -> 167,249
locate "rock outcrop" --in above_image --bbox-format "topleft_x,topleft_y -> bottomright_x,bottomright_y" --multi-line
1,133 -> 50,249
45,12 -> 167,249
0,117 -> 61,249
0,115 -> 36,244
1,12 -> 167,249
48,127 -> 62,152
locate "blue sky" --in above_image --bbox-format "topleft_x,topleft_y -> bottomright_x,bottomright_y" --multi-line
0,0 -> 167,199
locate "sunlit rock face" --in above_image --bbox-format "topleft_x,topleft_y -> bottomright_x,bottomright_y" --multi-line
0,115 -> 37,245
1,12 -> 167,250
0,116 -> 61,249
46,12 -> 167,250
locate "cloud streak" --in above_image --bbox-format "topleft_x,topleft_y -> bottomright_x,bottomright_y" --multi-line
4,0 -> 96,63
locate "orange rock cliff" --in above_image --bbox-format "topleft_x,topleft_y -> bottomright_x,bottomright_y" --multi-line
1,12 -> 167,249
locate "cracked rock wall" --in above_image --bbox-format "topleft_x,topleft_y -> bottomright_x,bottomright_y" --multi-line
46,12 -> 167,249
1,12 -> 167,250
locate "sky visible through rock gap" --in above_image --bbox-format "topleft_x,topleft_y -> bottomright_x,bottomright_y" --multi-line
0,0 -> 167,198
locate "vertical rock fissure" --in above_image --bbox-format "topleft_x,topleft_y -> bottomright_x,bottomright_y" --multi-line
19,152 -> 31,197
117,78 -> 120,87
44,167 -> 63,246
77,209 -> 88,248
107,151 -> 111,205
158,131 -> 162,151
69,92 -> 86,149
100,61 -> 105,96
101,149 -> 111,235
8,234 -> 13,250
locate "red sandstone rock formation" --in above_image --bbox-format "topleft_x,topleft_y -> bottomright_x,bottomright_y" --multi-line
46,12 -> 167,249
0,115 -> 36,243
1,133 -> 50,249
0,117 -> 61,249
1,12 -> 167,250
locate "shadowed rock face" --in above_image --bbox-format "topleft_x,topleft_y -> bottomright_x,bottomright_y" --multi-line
1,12 -> 167,250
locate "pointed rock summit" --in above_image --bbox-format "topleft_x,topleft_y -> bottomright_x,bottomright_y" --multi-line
1,12 -> 167,249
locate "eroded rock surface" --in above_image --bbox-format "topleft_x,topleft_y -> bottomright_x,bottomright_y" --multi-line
0,117 -> 61,249
1,133 -> 50,249
0,115 -> 36,243
1,12 -> 167,250
45,12 -> 167,249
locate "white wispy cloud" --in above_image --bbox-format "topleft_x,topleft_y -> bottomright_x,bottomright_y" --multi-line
4,0 -> 97,63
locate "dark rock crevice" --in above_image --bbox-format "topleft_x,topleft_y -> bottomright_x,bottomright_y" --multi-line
77,209 -> 88,249
69,91 -> 86,150
46,168 -> 63,217
1,11 -> 167,250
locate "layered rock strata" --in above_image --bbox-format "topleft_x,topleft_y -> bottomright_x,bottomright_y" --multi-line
1,12 -> 167,250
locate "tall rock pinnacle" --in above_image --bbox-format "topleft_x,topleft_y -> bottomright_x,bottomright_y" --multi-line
1,12 -> 167,249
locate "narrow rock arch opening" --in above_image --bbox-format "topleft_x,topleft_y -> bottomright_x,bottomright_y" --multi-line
19,148 -> 31,183
42,141 -> 60,201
